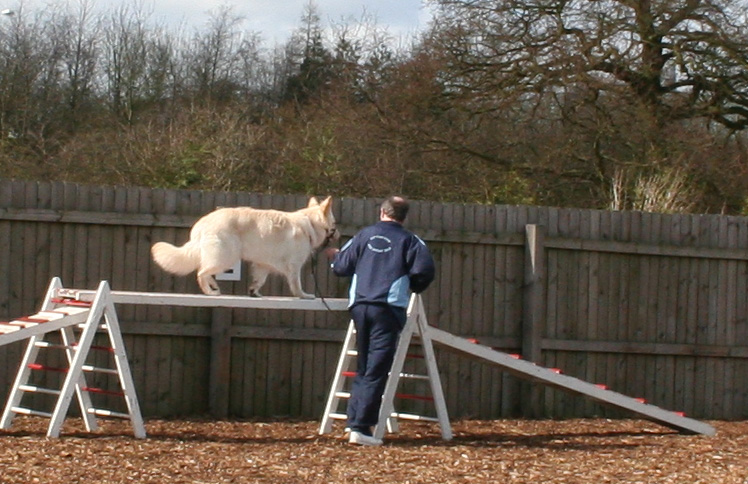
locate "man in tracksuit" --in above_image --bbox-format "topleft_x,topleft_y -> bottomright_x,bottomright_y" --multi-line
327,196 -> 435,446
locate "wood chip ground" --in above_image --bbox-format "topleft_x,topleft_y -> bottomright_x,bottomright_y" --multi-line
1,418 -> 746,483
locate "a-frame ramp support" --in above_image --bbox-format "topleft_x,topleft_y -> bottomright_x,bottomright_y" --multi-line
375,295 -> 715,438
320,294 -> 452,440
0,278 -> 146,438
373,294 -> 451,440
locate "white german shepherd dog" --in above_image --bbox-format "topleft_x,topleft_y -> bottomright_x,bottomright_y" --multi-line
151,196 -> 339,298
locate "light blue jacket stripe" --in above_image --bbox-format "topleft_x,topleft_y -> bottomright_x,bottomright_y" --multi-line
387,275 -> 410,308
347,274 -> 358,308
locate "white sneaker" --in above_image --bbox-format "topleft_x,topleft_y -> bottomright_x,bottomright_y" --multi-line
348,431 -> 383,446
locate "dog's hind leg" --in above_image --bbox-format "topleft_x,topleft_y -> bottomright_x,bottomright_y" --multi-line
197,270 -> 221,295
196,235 -> 238,295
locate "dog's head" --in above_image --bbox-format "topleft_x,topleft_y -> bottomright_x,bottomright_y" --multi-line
307,196 -> 340,246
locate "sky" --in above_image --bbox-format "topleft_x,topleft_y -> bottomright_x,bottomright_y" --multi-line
3,0 -> 435,46
156,0 -> 434,43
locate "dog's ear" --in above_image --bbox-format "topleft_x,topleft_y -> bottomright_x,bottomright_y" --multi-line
320,196 -> 333,214
307,197 -> 319,207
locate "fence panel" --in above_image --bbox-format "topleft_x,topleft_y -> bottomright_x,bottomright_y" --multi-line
1,179 -> 747,420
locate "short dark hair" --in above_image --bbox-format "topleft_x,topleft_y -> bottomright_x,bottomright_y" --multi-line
381,196 -> 409,222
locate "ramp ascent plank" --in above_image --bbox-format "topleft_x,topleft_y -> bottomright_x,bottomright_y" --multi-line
56,290 -> 349,311
427,326 -> 716,436
0,310 -> 90,347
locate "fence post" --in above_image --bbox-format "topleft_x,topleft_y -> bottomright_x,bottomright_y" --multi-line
523,224 -> 546,416
209,308 -> 232,418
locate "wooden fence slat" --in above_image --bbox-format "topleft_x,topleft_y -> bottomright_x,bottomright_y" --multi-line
682,215 -> 700,416
724,217 -> 739,418
660,214 -> 680,412
541,207 -> 557,416
713,216 -> 729,418
0,181 -> 13,397
478,204 -> 497,418
737,218 -> 748,419
648,212 -> 665,409
673,214 -> 691,414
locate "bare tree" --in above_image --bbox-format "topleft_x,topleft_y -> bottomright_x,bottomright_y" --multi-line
417,0 -> 748,209
102,2 -> 151,122
50,0 -> 100,125
184,5 -> 245,102
429,0 -> 748,130
0,6 -> 49,138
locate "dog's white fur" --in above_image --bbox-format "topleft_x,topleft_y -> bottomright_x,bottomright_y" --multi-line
151,196 -> 338,298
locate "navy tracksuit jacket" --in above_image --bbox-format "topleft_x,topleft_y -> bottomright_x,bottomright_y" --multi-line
331,221 -> 435,431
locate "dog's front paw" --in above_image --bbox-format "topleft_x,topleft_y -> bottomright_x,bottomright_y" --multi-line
299,292 -> 315,299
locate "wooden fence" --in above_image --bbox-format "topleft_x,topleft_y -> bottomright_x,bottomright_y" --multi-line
1,179 -> 747,421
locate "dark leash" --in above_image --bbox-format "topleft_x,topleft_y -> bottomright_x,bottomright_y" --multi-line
310,228 -> 338,311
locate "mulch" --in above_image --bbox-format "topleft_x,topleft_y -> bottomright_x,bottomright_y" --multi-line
1,417 -> 746,483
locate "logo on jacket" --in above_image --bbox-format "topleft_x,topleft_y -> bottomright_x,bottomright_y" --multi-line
367,235 -> 392,253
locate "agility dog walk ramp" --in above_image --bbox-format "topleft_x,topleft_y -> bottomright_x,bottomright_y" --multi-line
52,288 -> 349,311
0,278 -> 145,438
414,296 -> 715,436
322,294 -> 714,440
430,326 -> 716,436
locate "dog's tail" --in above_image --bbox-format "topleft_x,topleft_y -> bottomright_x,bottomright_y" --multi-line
151,241 -> 200,275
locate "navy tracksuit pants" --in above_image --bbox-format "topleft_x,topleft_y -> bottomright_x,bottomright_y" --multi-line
347,303 -> 406,432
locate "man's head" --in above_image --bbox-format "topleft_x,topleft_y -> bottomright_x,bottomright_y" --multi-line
380,196 -> 409,223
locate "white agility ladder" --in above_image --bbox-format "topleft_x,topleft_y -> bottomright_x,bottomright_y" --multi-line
319,294 -> 453,440
0,278 -> 145,438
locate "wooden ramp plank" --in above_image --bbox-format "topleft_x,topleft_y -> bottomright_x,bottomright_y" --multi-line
0,310 -> 90,347
427,326 -> 716,436
56,289 -> 349,311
